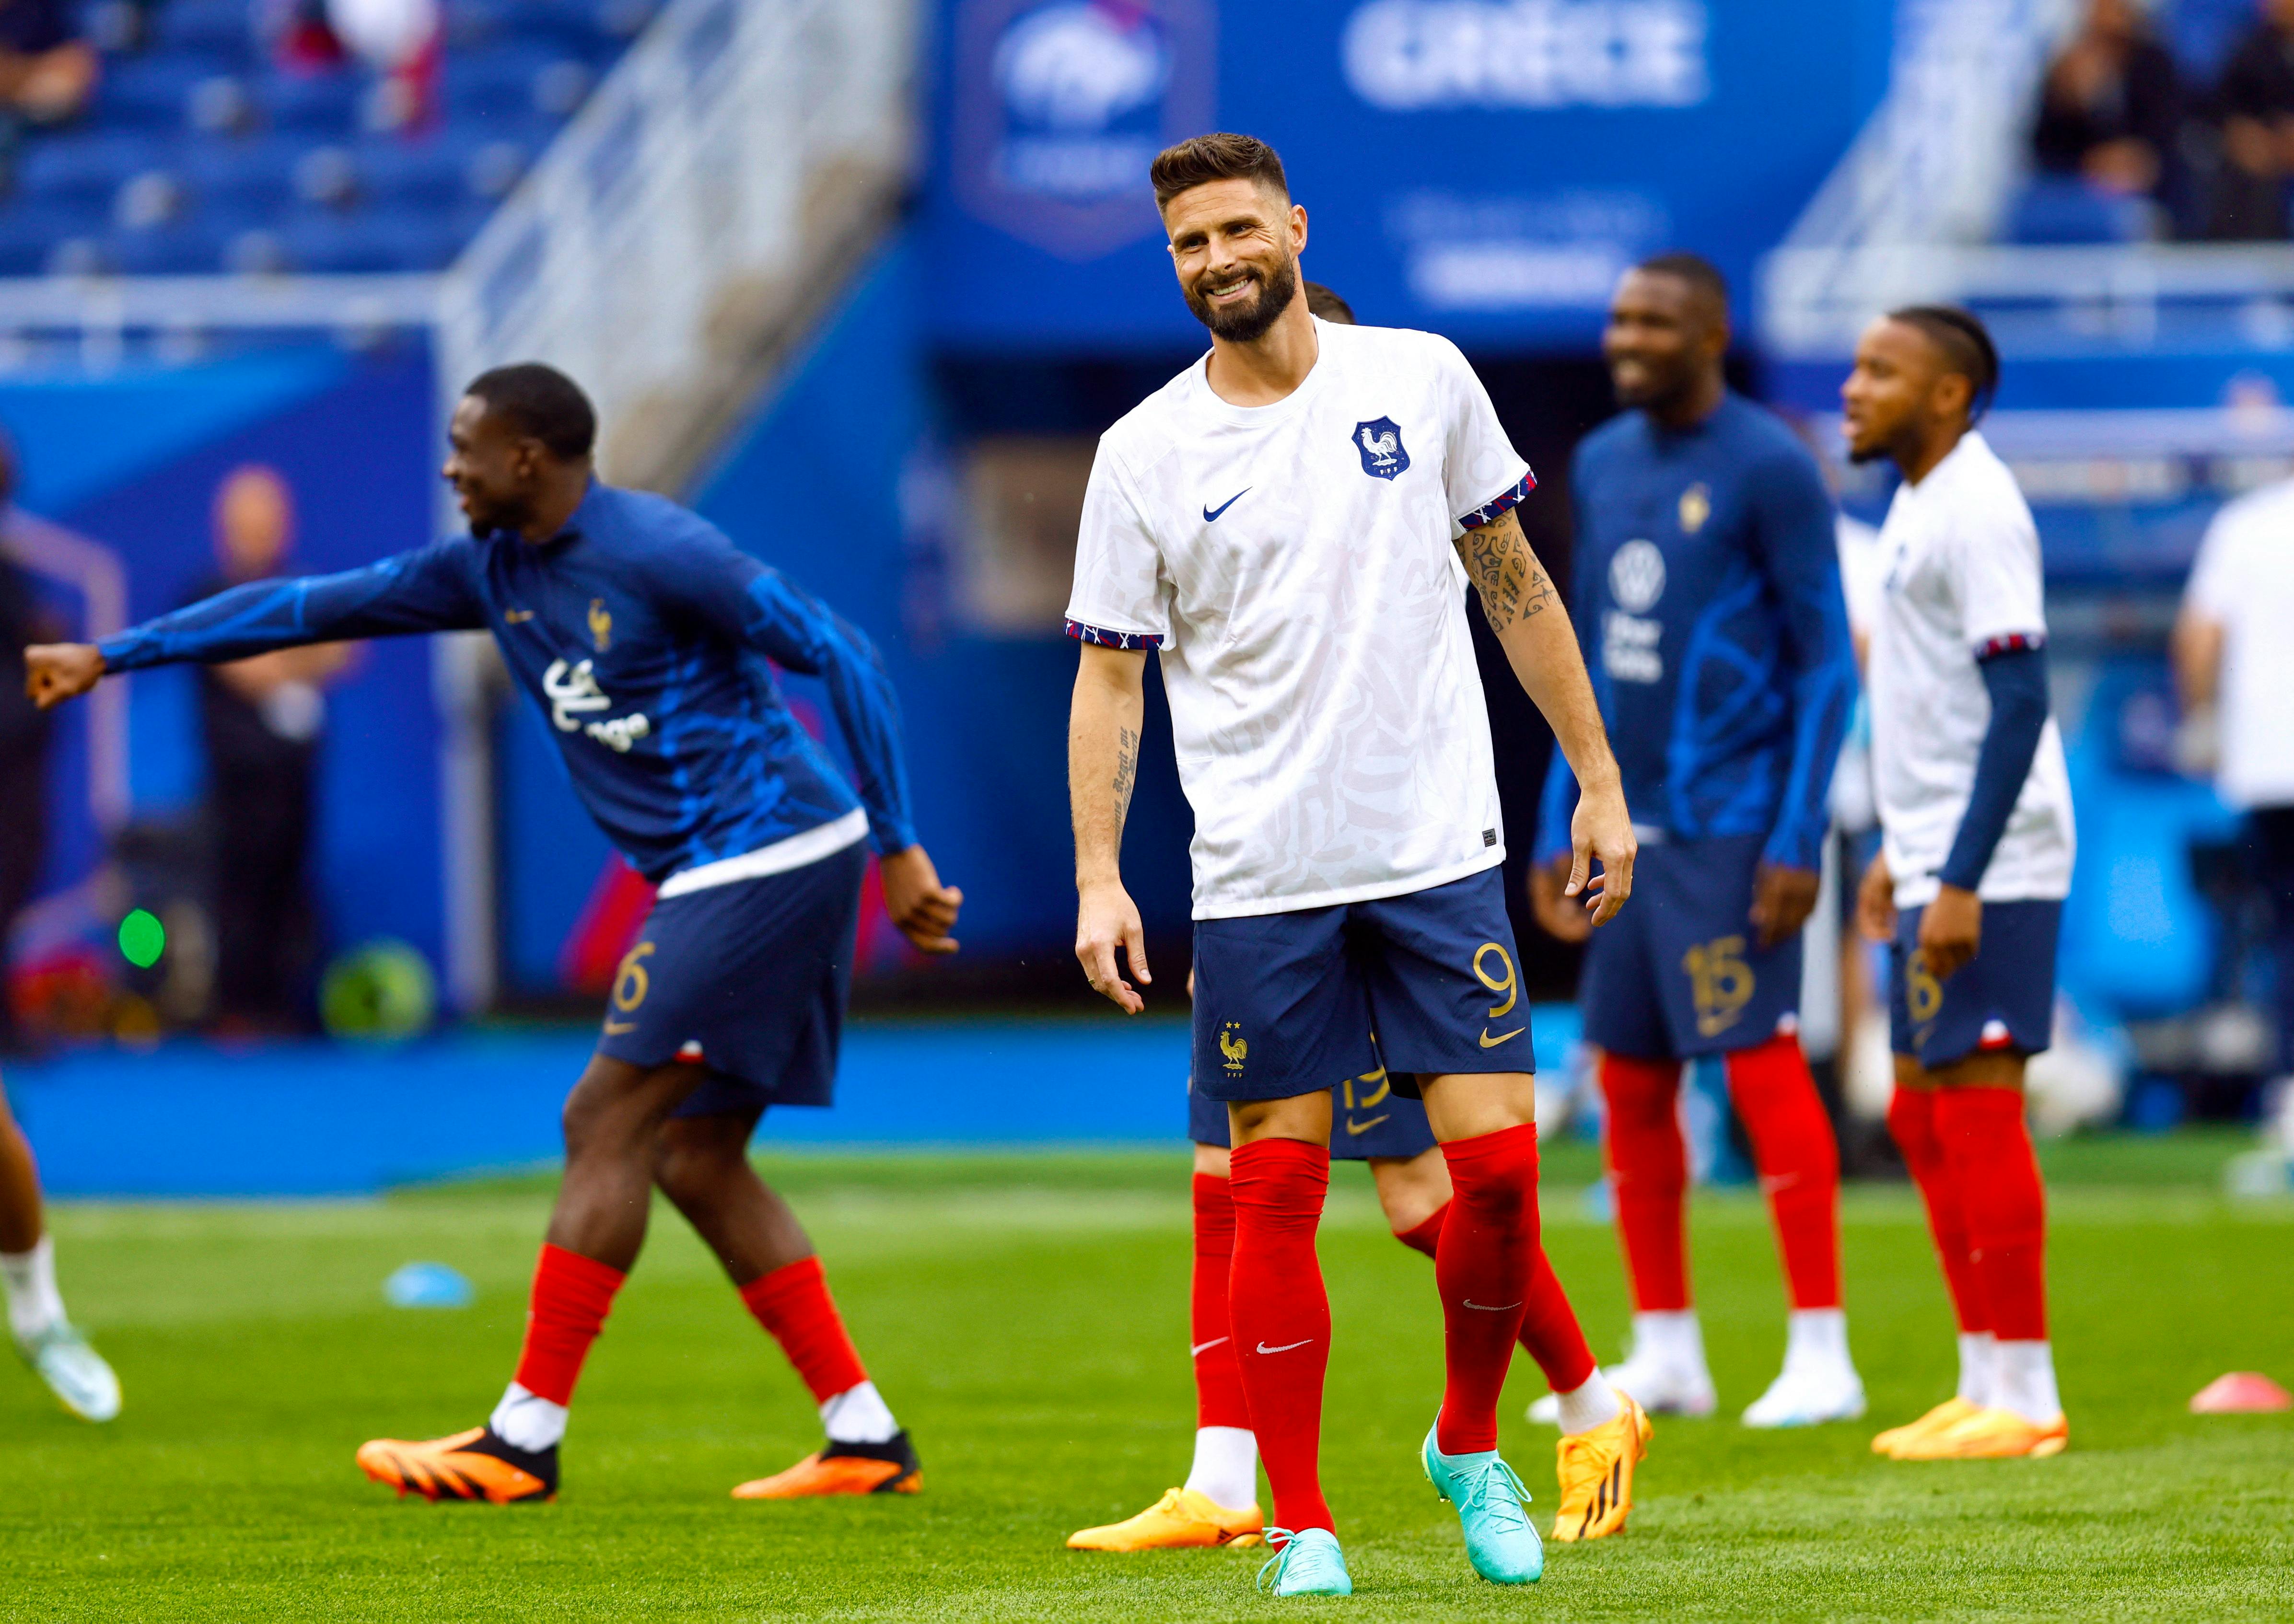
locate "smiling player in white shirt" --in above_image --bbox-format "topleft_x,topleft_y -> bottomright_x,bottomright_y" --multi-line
1064,133 -> 1644,1597
1843,305 -> 2075,1462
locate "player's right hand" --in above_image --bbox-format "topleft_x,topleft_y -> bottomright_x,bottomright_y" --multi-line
1530,856 -> 1592,943
1568,782 -> 1637,928
1075,879 -> 1150,1014
23,643 -> 104,709
1856,850 -> 1897,942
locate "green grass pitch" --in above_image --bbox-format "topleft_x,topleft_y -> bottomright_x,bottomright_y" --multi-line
4,1131 -> 2291,1620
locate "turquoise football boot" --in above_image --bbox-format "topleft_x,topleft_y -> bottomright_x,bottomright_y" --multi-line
1422,1425 -> 1542,1584
1255,1527 -> 1352,1597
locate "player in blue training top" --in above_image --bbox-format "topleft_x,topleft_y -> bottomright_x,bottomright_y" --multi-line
25,364 -> 962,1506
1529,255 -> 1862,1429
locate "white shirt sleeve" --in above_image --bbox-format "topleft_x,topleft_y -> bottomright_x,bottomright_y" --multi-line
2184,503 -> 2242,621
1949,484 -> 2049,654
1432,336 -> 1534,535
1064,442 -> 1169,647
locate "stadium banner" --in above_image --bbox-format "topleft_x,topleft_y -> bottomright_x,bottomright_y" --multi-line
1,342 -> 448,1012
922,0 -> 1893,350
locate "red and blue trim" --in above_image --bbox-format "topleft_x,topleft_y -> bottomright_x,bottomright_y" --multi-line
1458,472 -> 1537,531
1065,619 -> 1164,650
1974,630 -> 2046,661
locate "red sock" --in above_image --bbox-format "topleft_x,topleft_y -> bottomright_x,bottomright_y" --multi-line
1398,1202 -> 1595,1394
1601,1052 -> 1689,1311
738,1255 -> 868,1403
1934,1087 -> 2048,1342
1723,1033 -> 1842,1310
1886,1087 -> 1988,1334
1227,1137 -> 1333,1535
1434,1125 -> 1540,1454
512,1243 -> 626,1407
1192,1172 -> 1250,1430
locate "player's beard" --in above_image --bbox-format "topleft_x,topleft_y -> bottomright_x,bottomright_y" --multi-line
1184,254 -> 1299,344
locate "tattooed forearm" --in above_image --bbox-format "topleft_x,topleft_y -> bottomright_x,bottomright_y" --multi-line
1458,512 -> 1559,634
1113,727 -> 1140,825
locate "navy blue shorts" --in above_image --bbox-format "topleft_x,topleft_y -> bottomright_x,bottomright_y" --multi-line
1579,833 -> 1800,1060
595,840 -> 867,1119
1889,898 -> 2060,1068
1189,865 -> 1535,1104
1186,1054 -> 1441,1160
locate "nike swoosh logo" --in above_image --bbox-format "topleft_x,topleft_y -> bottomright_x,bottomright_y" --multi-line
1190,1337 -> 1229,1357
602,1020 -> 638,1035
1479,1026 -> 1525,1048
1344,1114 -> 1390,1137
1255,1338 -> 1312,1355
1203,487 -> 1250,522
1463,1300 -> 1523,1312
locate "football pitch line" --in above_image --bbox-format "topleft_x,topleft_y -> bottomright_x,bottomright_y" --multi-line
2,1139 -> 2289,1621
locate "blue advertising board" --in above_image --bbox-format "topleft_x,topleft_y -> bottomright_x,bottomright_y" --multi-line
923,0 -> 1895,351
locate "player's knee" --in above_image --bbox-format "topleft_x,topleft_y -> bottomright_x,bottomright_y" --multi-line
652,1117 -> 749,1201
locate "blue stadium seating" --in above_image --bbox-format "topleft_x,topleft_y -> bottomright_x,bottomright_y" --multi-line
0,0 -> 643,277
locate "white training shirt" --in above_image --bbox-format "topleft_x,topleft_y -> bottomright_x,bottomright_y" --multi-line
2184,477 -> 2294,809
1065,316 -> 1533,918
1866,431 -> 2075,909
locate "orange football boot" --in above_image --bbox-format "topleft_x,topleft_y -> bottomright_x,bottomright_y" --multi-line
1893,1406 -> 2068,1460
1067,1487 -> 1265,1551
733,1430 -> 922,1498
1551,1392 -> 1653,1542
1872,1396 -> 1981,1457
356,1426 -> 557,1503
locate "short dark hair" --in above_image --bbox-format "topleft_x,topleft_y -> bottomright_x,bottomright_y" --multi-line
1151,132 -> 1288,210
1304,281 -> 1354,324
464,363 -> 597,459
1635,251 -> 1729,311
1886,304 -> 2001,421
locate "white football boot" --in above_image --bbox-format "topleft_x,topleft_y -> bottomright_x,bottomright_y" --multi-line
1529,1312 -> 1716,1424
1741,1310 -> 1865,1427
18,1322 -> 121,1422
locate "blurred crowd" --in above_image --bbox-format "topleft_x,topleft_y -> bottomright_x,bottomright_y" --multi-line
2032,0 -> 2294,239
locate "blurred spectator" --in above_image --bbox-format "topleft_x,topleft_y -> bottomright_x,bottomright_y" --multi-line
0,516 -> 55,1055
2033,0 -> 2184,204
193,466 -> 349,1034
0,0 -> 97,127
2211,0 -> 2294,237
2174,475 -> 2294,1080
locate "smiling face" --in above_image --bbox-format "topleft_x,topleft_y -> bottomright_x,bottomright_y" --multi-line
1604,267 -> 1726,413
1159,175 -> 1305,344
442,395 -> 548,535
1841,317 -> 1972,466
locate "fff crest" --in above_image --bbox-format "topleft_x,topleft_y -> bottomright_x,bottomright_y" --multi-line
1353,417 -> 1409,480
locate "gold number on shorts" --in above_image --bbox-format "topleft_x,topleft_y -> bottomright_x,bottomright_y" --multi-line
1906,950 -> 1943,1028
612,942 -> 656,1013
1682,934 -> 1755,1038
1472,942 -> 1519,1019
1344,1067 -> 1393,1112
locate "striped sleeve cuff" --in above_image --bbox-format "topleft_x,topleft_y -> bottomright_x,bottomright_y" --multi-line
1064,619 -> 1164,650
1973,630 -> 2046,660
1458,472 -> 1537,531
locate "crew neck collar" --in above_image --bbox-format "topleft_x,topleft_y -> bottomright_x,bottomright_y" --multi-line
1188,314 -> 1331,427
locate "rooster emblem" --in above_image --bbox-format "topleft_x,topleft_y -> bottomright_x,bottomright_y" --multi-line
1352,416 -> 1410,480
1219,1022 -> 1247,1074
588,597 -> 612,652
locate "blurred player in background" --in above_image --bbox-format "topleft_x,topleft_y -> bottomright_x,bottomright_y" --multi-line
1844,307 -> 2075,1461
1068,135 -> 1646,1597
0,1081 -> 118,1421
0,446 -> 54,1056
1530,254 -> 1861,1427
1067,283 -> 1620,1557
26,363 -> 963,1502
193,465 -> 351,1033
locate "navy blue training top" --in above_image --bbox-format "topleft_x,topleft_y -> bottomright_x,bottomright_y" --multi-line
100,482 -> 917,883
1536,393 -> 1854,873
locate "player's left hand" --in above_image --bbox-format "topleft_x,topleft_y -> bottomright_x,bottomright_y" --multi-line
1749,863 -> 1821,951
1568,781 -> 1637,927
1917,883 -> 1982,982
23,642 -> 105,709
880,845 -> 962,955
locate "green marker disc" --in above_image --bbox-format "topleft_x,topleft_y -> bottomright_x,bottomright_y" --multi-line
118,908 -> 166,970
